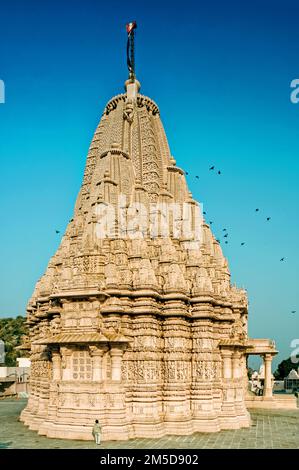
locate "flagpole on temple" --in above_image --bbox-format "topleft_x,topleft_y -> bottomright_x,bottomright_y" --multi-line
126,21 -> 137,81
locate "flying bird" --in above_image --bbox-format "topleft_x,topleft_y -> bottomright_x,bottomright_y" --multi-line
280,257 -> 285,262
255,208 -> 259,212
209,166 -> 215,170
185,171 -> 189,175
209,221 -> 213,225
55,230 -> 60,234
203,211 -> 207,215
223,228 -> 227,232
224,234 -> 228,238
218,170 -> 221,175
225,241 -> 228,244
241,242 -> 245,246
266,217 -> 271,221
291,310 -> 296,314
195,175 -> 199,179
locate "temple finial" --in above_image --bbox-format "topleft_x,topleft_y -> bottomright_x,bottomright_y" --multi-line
126,21 -> 137,81
125,21 -> 140,98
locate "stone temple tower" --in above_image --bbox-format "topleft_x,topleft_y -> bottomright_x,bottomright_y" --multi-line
21,33 -> 277,440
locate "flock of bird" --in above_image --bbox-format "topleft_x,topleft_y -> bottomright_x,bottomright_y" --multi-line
186,163 -> 296,316
185,164 -> 282,252
53,162 -> 296,315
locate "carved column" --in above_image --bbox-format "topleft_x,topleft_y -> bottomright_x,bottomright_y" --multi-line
263,354 -> 273,398
232,351 -> 241,379
222,350 -> 232,379
232,350 -> 248,417
220,348 -> 236,418
110,346 -> 124,381
241,354 -> 249,392
89,346 -> 105,381
163,316 -> 192,426
51,348 -> 61,381
61,346 -> 72,381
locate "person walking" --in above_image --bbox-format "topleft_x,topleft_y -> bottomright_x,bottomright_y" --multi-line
92,419 -> 102,445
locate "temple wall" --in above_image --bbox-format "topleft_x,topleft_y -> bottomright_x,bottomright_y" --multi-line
21,310 -> 250,440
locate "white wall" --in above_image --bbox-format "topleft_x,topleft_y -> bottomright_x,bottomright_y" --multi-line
17,357 -> 31,368
0,367 -> 8,378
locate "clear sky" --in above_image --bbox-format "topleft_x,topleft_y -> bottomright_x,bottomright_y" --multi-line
0,0 -> 298,369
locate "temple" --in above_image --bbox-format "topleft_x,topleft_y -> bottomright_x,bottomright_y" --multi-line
20,28 -> 277,440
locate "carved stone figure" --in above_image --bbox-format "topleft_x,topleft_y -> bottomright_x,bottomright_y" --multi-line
123,98 -> 135,123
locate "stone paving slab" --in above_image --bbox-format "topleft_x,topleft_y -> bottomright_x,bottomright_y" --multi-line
0,399 -> 298,449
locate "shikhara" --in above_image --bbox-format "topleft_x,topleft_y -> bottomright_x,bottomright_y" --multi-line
20,23 -> 278,442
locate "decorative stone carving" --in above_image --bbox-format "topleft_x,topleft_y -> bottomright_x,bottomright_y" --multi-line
20,71 -> 276,443
123,98 -> 135,123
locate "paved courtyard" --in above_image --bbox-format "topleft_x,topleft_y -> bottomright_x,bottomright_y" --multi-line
0,399 -> 298,449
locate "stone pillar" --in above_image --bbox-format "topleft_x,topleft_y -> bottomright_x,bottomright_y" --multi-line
51,348 -> 61,381
110,347 -> 123,381
263,354 -> 273,398
220,349 -> 236,419
89,346 -> 105,381
61,347 -> 72,381
222,350 -> 232,379
232,351 -> 241,379
241,354 -> 249,392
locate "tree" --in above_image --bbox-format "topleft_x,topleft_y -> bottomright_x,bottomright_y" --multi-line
0,316 -> 28,366
274,357 -> 298,380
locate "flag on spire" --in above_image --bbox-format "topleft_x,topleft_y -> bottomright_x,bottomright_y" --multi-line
126,21 -> 137,35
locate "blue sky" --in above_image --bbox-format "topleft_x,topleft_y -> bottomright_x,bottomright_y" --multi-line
0,0 -> 298,368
